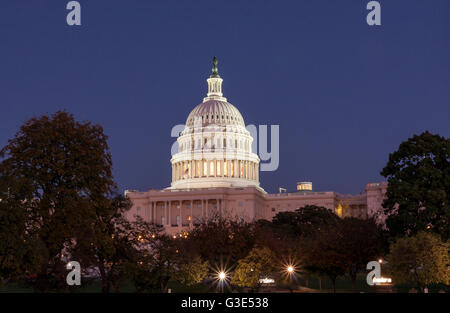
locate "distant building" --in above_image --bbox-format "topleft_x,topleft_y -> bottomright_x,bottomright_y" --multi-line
125,58 -> 387,234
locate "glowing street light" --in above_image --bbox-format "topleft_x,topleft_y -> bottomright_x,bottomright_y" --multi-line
287,266 -> 294,274
217,271 -> 227,293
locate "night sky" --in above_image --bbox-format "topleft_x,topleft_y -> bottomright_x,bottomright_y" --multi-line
0,1 -> 449,194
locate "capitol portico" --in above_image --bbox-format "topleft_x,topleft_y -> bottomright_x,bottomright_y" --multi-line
125,57 -> 387,234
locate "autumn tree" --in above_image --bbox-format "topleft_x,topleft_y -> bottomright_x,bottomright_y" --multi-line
381,131 -> 450,240
174,256 -> 209,288
0,111 -> 116,291
231,246 -> 277,292
386,231 -> 450,291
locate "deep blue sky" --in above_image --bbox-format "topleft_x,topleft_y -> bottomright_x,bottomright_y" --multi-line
0,1 -> 449,194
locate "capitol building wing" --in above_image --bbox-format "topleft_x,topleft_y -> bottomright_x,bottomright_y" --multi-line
125,57 -> 387,234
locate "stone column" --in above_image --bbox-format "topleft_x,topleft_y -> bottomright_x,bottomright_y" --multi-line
152,202 -> 155,223
256,163 -> 259,182
179,201 -> 182,227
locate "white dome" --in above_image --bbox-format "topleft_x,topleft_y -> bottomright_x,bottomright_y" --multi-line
186,100 -> 245,128
169,57 -> 260,190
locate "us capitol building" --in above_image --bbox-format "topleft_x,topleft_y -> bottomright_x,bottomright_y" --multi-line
125,57 -> 387,234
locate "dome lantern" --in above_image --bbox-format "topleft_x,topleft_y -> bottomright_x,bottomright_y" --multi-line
204,56 -> 226,102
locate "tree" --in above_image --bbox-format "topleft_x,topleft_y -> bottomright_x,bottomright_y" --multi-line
300,224 -> 347,293
72,195 -> 148,293
272,205 -> 340,238
386,231 -> 450,291
231,246 -> 277,292
0,111 -> 115,291
0,176 -> 44,284
189,214 -> 255,266
174,256 -> 209,287
253,219 -> 299,263
339,217 -> 386,290
381,131 -> 450,240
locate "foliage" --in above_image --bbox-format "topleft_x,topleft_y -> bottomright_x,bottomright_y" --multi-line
381,131 -> 450,240
339,217 -> 386,290
231,246 -> 277,290
0,111 -> 115,291
386,231 -> 450,290
272,205 -> 340,238
300,224 -> 347,293
189,214 -> 255,266
174,256 -> 209,287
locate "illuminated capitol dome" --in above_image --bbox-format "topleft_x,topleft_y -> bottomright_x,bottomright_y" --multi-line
170,56 -> 261,190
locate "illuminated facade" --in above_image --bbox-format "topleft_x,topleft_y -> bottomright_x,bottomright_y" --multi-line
125,58 -> 387,234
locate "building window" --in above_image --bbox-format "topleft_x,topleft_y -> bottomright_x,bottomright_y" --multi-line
224,160 -> 228,176
161,216 -> 165,225
186,204 -> 191,209
272,208 -> 275,212
217,161 -> 221,176
210,161 -> 214,176
176,215 -> 180,225
136,207 -> 141,211
203,160 -> 207,176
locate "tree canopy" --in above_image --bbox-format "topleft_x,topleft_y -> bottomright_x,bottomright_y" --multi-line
381,131 -> 449,240
386,231 -> 450,290
0,111 -> 116,291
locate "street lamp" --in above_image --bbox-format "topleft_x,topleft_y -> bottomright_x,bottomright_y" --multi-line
218,271 -> 226,293
287,266 -> 294,274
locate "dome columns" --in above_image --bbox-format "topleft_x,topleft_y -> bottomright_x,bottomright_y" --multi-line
171,159 -> 259,183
